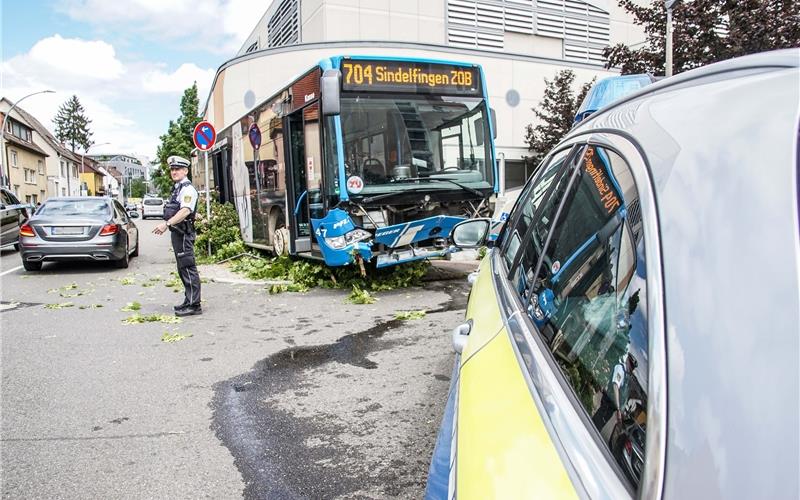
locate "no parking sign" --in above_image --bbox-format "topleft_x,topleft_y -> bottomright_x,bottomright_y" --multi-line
193,121 -> 216,151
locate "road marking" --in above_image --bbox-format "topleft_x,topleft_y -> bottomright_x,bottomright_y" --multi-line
0,265 -> 23,277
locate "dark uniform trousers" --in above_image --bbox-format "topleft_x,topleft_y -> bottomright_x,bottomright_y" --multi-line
165,180 -> 201,307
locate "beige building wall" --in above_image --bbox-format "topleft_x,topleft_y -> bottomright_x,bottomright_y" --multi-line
7,146 -> 48,204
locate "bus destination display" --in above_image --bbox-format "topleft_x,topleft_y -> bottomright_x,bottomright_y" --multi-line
341,60 -> 481,96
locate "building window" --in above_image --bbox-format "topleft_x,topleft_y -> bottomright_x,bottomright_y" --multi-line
13,185 -> 19,196
7,119 -> 32,142
72,166 -> 78,178
10,150 -> 18,167
38,159 -> 44,175
267,0 -> 299,48
24,168 -> 36,184
245,41 -> 259,53
62,187 -> 67,196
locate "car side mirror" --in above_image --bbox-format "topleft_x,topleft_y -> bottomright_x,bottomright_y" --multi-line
451,218 -> 490,248
321,69 -> 341,116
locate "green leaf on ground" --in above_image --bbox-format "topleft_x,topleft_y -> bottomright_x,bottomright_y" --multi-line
346,285 -> 376,305
119,277 -> 136,285
122,313 -> 182,325
78,304 -> 104,310
45,302 -> 74,310
394,310 -> 427,320
161,332 -> 192,343
121,301 -> 142,312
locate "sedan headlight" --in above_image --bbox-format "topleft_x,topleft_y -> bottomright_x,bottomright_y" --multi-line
324,228 -> 372,249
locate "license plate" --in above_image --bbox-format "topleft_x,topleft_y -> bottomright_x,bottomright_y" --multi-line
52,226 -> 84,235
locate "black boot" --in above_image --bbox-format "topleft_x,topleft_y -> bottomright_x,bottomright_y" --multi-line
175,304 -> 202,317
174,301 -> 189,311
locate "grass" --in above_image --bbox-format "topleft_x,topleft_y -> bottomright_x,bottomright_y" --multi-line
44,302 -> 74,309
161,332 -> 192,343
394,310 -> 427,320
122,313 -> 182,325
346,285 -> 376,305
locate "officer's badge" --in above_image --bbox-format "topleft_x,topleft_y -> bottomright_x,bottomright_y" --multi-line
183,195 -> 192,203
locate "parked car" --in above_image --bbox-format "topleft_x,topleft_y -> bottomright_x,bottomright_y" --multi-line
19,197 -> 139,271
141,197 -> 165,219
0,187 -> 29,250
426,50 -> 799,500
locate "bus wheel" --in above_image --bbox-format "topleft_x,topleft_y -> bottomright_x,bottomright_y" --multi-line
274,228 -> 290,257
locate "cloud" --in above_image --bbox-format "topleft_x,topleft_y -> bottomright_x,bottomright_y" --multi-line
59,0 -> 273,53
2,34 -> 215,158
142,63 -> 216,95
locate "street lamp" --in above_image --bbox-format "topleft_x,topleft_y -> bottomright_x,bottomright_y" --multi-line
665,0 -> 680,77
80,142 -> 111,195
1,90 -> 55,188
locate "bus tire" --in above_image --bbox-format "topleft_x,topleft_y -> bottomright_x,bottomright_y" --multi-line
274,228 -> 290,257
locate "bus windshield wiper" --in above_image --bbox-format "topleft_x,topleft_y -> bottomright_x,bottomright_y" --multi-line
361,178 -> 485,204
394,177 -> 485,198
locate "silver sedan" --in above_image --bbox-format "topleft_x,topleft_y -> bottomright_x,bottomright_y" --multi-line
19,197 -> 139,271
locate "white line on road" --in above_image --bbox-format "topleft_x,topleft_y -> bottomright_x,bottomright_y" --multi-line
0,265 -> 23,277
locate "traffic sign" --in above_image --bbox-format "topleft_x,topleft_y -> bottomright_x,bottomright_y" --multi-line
248,123 -> 262,150
193,121 -> 216,151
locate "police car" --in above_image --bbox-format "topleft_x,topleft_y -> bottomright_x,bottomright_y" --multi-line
426,50 -> 800,499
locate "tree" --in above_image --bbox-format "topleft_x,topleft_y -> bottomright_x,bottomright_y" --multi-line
524,70 -> 594,166
152,83 -> 201,196
604,0 -> 800,75
53,95 -> 93,153
129,178 -> 146,198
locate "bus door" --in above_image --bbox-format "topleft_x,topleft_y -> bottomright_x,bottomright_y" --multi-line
286,102 -> 324,255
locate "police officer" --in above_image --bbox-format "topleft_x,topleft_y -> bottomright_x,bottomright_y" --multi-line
153,156 -> 202,316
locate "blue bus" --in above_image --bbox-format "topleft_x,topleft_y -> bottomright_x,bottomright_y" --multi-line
212,56 -> 498,268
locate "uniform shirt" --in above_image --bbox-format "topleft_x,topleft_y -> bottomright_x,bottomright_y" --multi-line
174,181 -> 199,213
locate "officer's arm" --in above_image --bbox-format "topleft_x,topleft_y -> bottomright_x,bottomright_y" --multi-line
167,207 -> 192,226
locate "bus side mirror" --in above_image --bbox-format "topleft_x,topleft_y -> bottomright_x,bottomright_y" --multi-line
321,69 -> 341,116
490,108 -> 497,139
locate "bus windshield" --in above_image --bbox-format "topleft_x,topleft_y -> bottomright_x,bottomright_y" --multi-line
339,95 -> 493,195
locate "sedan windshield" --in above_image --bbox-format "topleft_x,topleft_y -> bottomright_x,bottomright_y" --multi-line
38,199 -> 110,217
339,95 -> 493,195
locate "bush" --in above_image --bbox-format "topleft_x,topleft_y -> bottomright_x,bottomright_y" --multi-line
230,255 -> 430,292
194,198 -> 245,260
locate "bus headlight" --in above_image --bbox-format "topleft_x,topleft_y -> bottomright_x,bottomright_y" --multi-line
324,229 -> 372,249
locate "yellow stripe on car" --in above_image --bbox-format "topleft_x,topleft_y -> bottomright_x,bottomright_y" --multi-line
456,324 -> 577,499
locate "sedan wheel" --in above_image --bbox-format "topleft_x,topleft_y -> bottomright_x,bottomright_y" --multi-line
22,260 -> 42,271
115,244 -> 130,269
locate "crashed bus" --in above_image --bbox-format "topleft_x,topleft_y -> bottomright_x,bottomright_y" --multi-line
213,55 -> 498,268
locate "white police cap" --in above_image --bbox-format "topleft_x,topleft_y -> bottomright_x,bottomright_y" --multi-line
167,155 -> 190,169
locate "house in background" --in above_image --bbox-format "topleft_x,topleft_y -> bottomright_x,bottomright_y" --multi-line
79,156 -> 105,196
0,99 -> 49,205
8,100 -> 82,198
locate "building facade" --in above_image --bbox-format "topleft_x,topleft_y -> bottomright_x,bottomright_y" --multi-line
203,0 -> 644,191
7,100 -> 83,198
0,100 -> 50,205
79,157 -> 106,197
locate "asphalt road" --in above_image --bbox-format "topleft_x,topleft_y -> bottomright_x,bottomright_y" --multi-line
0,219 -> 470,499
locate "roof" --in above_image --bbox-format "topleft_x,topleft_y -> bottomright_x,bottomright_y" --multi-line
2,131 -> 49,157
5,100 -> 82,162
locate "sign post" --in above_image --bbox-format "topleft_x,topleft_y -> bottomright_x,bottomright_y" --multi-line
193,121 -> 217,257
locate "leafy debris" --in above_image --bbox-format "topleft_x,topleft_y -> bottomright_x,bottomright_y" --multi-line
346,285 -> 376,305
122,313 -> 182,325
161,332 -> 192,343
45,302 -> 74,310
394,310 -> 427,320
121,301 -> 142,312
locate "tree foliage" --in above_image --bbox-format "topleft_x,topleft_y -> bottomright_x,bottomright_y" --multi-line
129,178 -> 146,198
53,95 -> 93,153
604,0 -> 800,75
152,83 -> 201,196
524,70 -> 594,166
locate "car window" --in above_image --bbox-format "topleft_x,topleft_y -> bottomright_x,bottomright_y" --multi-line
144,198 -> 163,206
113,202 -> 127,221
39,199 -> 111,217
501,148 -> 572,275
0,191 -> 11,205
524,145 -> 649,490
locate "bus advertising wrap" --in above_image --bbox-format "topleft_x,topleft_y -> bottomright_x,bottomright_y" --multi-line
341,59 -> 482,96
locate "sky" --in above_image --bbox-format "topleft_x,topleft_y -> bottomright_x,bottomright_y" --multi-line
1,0 -> 272,163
